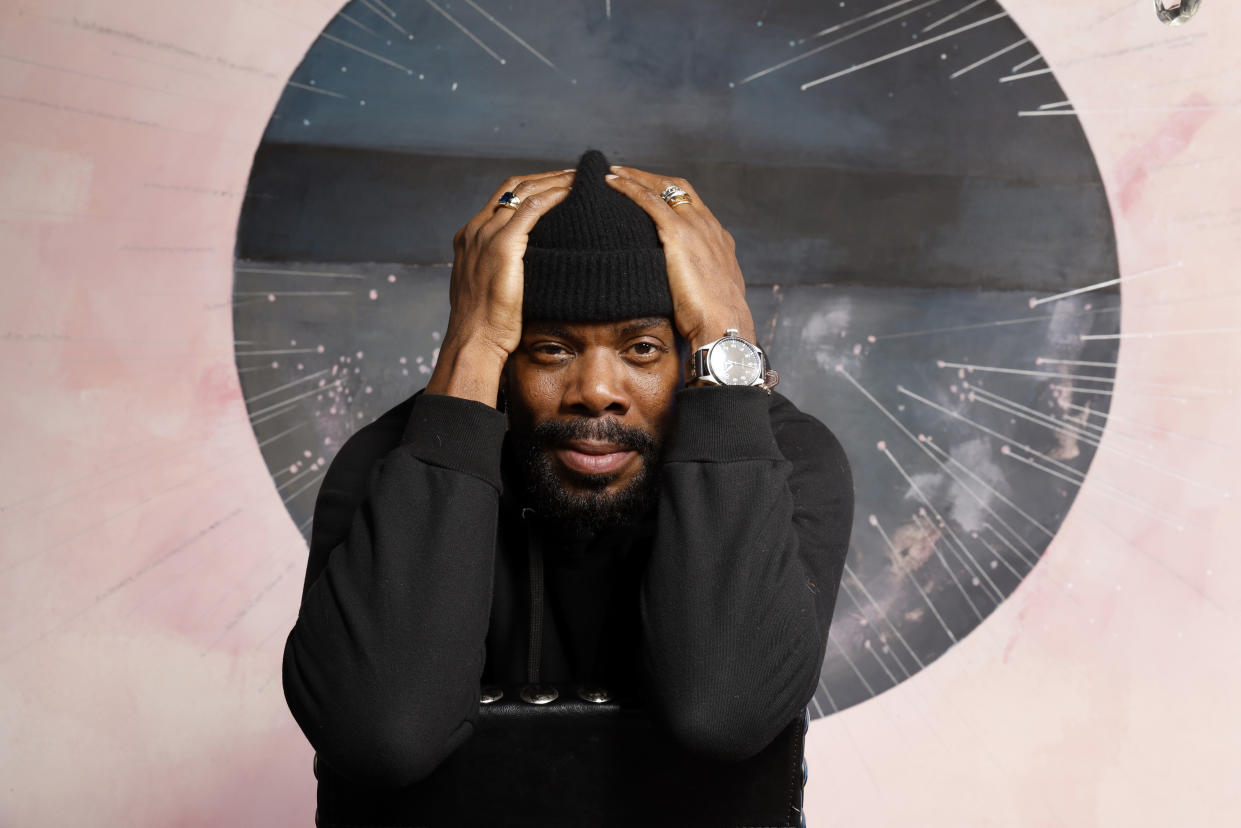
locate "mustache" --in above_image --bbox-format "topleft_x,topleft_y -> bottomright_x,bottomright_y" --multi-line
531,417 -> 658,454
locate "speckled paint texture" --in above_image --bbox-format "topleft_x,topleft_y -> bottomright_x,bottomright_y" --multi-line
0,1 -> 1237,825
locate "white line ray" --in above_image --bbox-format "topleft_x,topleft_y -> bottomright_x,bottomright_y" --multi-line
249,378 -> 346,420
845,563 -> 926,670
1018,109 -> 1078,117
359,0 -> 410,35
828,635 -> 877,696
974,534 -> 1024,581
282,472 -> 326,504
869,516 -> 959,642
981,523 -> 1036,569
1037,358 -> 1117,368
999,447 -> 1187,531
233,291 -> 354,297
950,36 -> 1028,79
967,389 -> 1104,448
1011,53 -> 1044,72
1030,260 -> 1181,307
863,638 -> 901,685
911,500 -> 1006,606
898,384 -> 1086,480
277,464 -> 323,493
257,422 -> 308,448
1064,402 -> 1239,452
939,358 -> 1230,395
837,579 -> 910,678
287,81 -> 347,99
234,348 -> 321,356
1082,327 -> 1241,341
1049,384 -> 1191,403
833,365 -> 1054,545
1039,99 -> 1071,109
244,369 -> 331,405
249,404 -> 300,427
964,389 -> 1229,497
803,11 -> 1010,89
999,66 -> 1053,83
234,267 -> 364,279
878,447 -> 992,616
922,0 -> 989,33
337,12 -> 380,37
868,305 -> 1116,341
808,0 -> 921,40
462,0 -> 557,70
424,0 -> 506,64
966,385 -> 1149,451
370,0 -> 397,16
918,435 -> 1055,541
318,32 -> 414,73
738,0 -> 947,85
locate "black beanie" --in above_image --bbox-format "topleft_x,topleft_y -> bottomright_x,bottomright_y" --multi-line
522,149 -> 674,323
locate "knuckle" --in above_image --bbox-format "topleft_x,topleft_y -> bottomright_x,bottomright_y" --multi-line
521,193 -> 545,211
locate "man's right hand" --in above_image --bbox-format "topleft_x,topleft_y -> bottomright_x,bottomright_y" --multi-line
426,170 -> 573,406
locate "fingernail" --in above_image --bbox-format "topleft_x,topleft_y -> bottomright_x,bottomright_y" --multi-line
609,165 -> 620,170
562,168 -> 575,172
605,174 -> 618,180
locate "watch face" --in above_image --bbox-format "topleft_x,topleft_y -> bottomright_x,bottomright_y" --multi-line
708,337 -> 763,385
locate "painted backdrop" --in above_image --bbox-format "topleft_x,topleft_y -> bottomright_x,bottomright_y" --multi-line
0,0 -> 1237,825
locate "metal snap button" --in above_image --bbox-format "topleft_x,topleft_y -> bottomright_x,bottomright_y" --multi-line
480,685 -> 504,704
519,684 -> 559,704
576,685 -> 611,704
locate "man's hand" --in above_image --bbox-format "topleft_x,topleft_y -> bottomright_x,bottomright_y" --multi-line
605,166 -> 756,351
426,170 -> 573,406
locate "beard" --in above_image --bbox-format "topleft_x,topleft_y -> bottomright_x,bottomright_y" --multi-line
518,416 -> 662,537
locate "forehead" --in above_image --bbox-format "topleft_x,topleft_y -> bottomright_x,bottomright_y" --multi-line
523,316 -> 674,340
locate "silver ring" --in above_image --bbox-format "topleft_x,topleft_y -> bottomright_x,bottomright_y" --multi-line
660,185 -> 688,203
496,191 -> 522,210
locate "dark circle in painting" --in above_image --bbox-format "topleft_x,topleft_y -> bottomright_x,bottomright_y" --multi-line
234,0 -> 1119,719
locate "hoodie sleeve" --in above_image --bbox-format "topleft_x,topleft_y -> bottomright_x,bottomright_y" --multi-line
281,392 -> 507,788
639,386 -> 853,762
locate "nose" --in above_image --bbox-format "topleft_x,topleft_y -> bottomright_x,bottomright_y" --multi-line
563,348 -> 630,417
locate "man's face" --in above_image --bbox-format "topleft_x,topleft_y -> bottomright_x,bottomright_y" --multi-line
505,316 -> 682,534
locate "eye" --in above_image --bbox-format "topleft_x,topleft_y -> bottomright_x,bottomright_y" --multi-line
626,340 -> 669,362
530,342 -> 572,363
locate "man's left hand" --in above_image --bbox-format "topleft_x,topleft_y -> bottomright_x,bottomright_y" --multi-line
605,166 -> 756,351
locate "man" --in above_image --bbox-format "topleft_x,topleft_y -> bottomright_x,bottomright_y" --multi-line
282,150 -> 854,803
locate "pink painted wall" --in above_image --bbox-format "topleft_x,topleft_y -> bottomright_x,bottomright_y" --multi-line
0,1 -> 1236,824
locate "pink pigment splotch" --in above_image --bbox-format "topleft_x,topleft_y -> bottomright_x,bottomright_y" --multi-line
1114,92 -> 1213,215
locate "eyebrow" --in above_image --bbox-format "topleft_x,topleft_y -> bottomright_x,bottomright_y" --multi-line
525,324 -> 574,339
617,317 -> 671,337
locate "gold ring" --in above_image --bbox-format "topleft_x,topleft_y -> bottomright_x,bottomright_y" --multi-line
496,191 -> 521,211
660,185 -> 693,207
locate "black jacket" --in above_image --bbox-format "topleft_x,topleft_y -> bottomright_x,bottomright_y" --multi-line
282,384 -> 853,789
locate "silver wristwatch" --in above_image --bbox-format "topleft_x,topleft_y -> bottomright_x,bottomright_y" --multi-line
688,329 -> 777,391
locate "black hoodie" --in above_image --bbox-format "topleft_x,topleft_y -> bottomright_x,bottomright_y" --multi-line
282,383 -> 853,789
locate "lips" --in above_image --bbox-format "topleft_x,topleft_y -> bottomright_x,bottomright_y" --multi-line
554,439 -> 636,476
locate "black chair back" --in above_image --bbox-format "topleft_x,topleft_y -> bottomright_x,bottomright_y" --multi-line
314,689 -> 809,827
